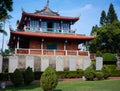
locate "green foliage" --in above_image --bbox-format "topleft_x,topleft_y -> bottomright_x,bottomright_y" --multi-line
57,70 -> 84,78
100,10 -> 107,26
0,72 -> 9,81
23,67 -> 34,85
102,53 -> 116,61
95,72 -> 104,80
102,65 -> 111,79
10,69 -> 23,87
34,72 -> 43,80
0,0 -> 13,20
90,3 -> 120,53
91,60 -> 96,70
40,66 -> 58,91
84,66 -> 95,81
107,3 -> 118,24
96,51 -> 102,57
106,65 -> 120,77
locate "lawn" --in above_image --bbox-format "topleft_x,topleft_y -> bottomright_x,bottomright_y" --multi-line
2,79 -> 120,91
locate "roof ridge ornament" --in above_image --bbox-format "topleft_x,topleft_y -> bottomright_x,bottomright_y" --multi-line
45,0 -> 49,9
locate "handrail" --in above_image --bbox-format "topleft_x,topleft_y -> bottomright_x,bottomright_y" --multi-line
23,26 -> 76,34
15,48 -> 89,56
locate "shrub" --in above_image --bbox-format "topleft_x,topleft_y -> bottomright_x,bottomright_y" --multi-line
0,73 -> 9,81
110,70 -> 120,77
91,60 -> 96,70
67,71 -> 78,78
107,65 -> 116,71
102,65 -> 111,79
34,72 -> 43,80
106,65 -> 120,77
84,66 -> 95,81
76,69 -> 84,78
57,70 -> 84,79
96,51 -> 102,57
40,66 -> 58,91
10,69 -> 23,87
102,53 -> 116,62
95,72 -> 104,80
23,67 -> 34,85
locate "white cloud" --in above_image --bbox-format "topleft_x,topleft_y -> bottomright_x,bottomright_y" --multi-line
60,4 -> 93,17
80,4 -> 93,11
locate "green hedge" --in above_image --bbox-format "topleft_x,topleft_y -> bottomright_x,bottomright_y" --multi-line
34,72 -> 43,80
0,68 -> 119,81
0,73 -> 9,81
106,65 -> 120,77
102,53 -> 117,62
57,70 -> 84,78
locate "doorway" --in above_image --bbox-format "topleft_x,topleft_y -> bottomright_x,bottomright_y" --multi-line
47,22 -> 53,32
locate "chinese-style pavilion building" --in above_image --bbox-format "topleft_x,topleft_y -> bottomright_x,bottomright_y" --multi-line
8,1 -> 94,56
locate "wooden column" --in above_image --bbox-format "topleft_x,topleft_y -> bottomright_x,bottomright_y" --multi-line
17,37 -> 19,49
64,40 -> 67,50
41,38 -> 44,55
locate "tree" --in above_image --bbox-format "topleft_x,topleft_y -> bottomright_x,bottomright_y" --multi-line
10,69 -> 24,87
40,66 -> 58,91
107,3 -> 118,24
100,10 -> 107,26
0,23 -> 7,35
0,0 -> 13,54
23,67 -> 34,85
90,3 -> 120,53
0,0 -> 13,20
91,25 -> 99,36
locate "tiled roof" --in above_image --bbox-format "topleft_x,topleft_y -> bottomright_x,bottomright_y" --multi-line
34,6 -> 59,16
10,31 -> 94,40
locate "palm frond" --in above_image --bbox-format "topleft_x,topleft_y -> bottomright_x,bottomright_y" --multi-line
0,29 -> 7,36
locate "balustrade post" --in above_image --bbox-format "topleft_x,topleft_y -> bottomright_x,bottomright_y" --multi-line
42,49 -> 43,55
66,50 -> 67,56
77,51 -> 79,56
54,50 -> 55,56
15,48 -> 17,54
28,49 -> 30,54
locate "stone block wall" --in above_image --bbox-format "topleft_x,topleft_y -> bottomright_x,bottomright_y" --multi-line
8,55 -> 91,72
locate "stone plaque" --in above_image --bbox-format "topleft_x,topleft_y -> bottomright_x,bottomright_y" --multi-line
0,55 -> 2,73
49,56 -> 56,69
26,55 -> 34,71
96,57 -> 103,70
9,56 -> 18,73
18,55 -> 26,70
34,56 -> 41,71
64,57 -> 69,71
76,56 -> 84,70
41,56 -> 49,71
69,56 -> 76,71
56,56 -> 64,71
83,56 -> 91,70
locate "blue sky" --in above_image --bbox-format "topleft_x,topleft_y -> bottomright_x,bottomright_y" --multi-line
0,0 -> 120,50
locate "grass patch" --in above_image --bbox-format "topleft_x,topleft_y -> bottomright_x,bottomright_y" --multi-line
2,79 -> 120,91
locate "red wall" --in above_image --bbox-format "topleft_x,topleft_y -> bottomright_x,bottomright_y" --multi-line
29,38 -> 78,50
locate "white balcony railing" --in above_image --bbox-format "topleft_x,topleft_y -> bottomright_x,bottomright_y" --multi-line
15,48 -> 89,56
23,26 -> 76,34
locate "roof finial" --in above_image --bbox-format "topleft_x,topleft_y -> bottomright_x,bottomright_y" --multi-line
46,0 -> 49,7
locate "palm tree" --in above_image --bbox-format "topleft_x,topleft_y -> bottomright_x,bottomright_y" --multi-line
0,15 -> 12,54
0,23 -> 7,35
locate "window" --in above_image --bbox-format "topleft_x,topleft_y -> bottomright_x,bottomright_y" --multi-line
46,44 -> 57,50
